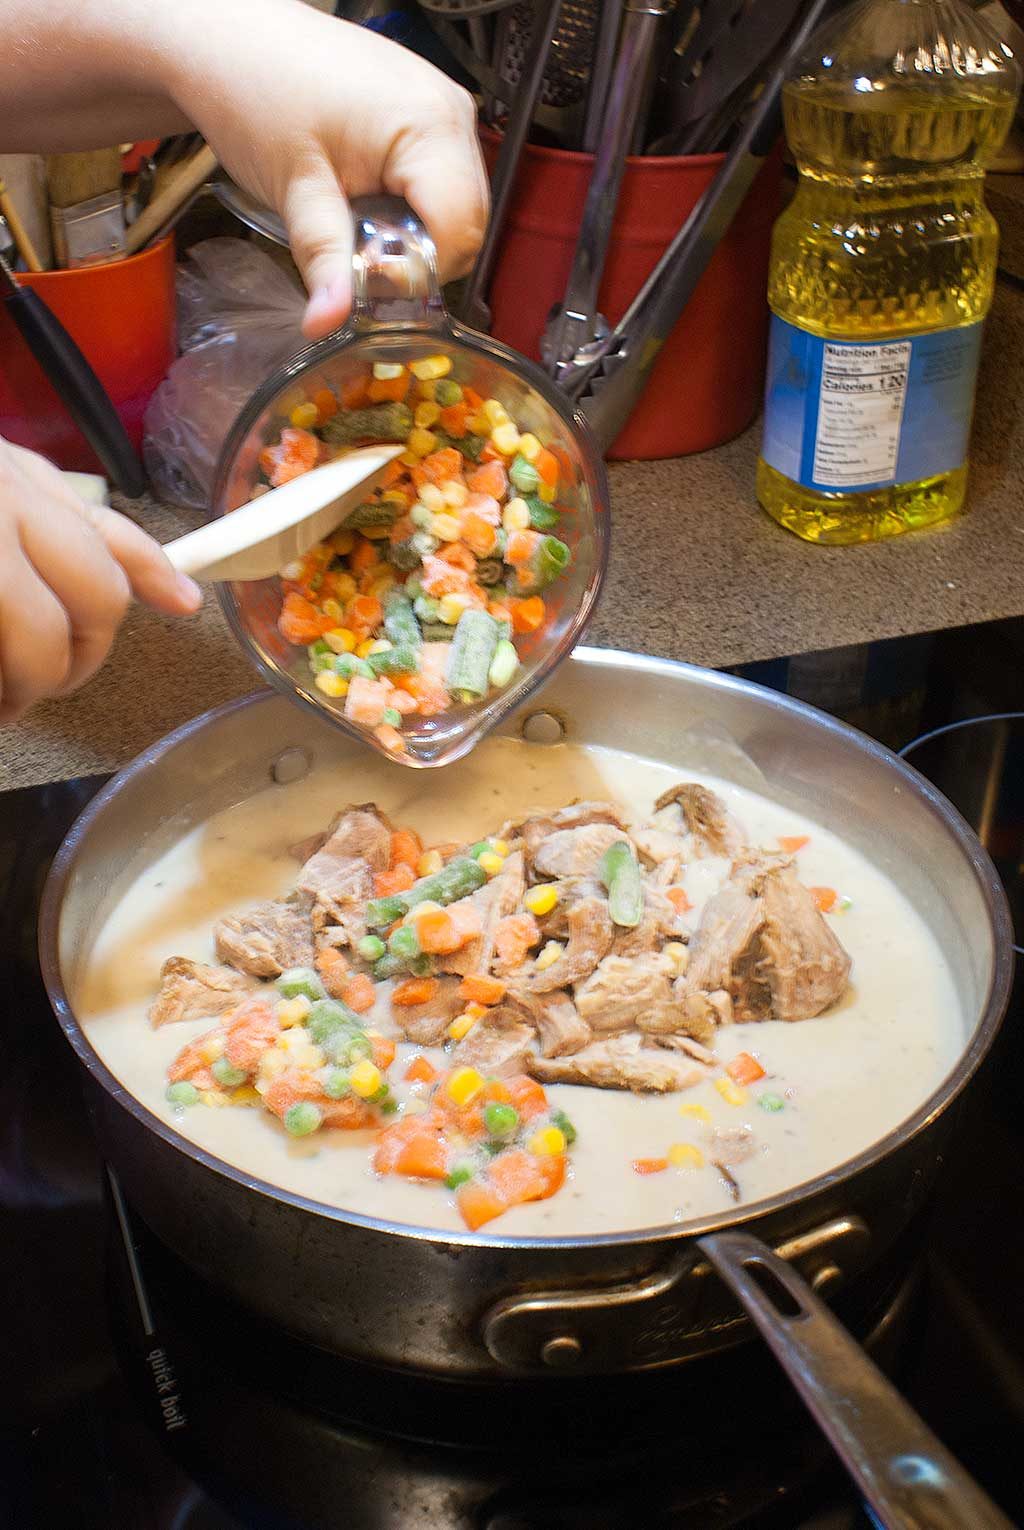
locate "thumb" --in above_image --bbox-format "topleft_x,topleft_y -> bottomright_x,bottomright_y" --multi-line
282,157 -> 355,340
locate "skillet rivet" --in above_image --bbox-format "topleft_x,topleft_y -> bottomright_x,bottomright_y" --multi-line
271,748 -> 313,785
521,712 -> 566,745
811,1263 -> 842,1296
541,1335 -> 583,1368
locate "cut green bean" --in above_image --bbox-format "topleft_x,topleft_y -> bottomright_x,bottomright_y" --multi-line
276,967 -> 325,1002
524,495 -> 560,531
307,640 -> 336,674
474,557 -> 504,587
306,998 -> 361,1043
332,653 -> 375,680
446,609 -> 499,702
320,401 -> 412,445
420,622 -> 456,642
346,500 -> 399,529
364,894 -> 407,928
368,645 -> 419,678
488,639 -> 519,689
383,590 -> 422,649
413,594 -> 440,622
509,454 -> 540,494
405,855 -> 486,908
599,840 -> 643,929
516,535 -> 571,595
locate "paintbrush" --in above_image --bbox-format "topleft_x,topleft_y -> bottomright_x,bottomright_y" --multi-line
46,147 -> 126,268
0,176 -> 44,272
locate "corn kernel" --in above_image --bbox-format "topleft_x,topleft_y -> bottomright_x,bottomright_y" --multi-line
478,850 -> 506,877
200,1034 -> 226,1064
537,482 -> 556,504
399,450 -> 419,468
679,1102 -> 711,1123
419,482 -> 444,512
491,421 -> 521,456
356,638 -> 376,658
441,479 -> 468,508
446,1066 -> 485,1106
295,1044 -> 325,1072
289,401 -> 319,430
415,400 -> 441,429
417,849 -> 444,877
528,1125 -> 566,1157
482,398 -> 509,426
320,598 -> 343,625
517,432 -> 542,462
448,1013 -> 478,1042
349,1059 -> 383,1098
277,995 -> 312,1029
315,671 -> 349,698
429,513 -> 462,542
465,1002 -> 487,1020
361,523 -> 391,541
259,1049 -> 288,1079
279,1028 -> 312,1056
368,638 -> 392,655
407,427 -> 438,458
416,379 -> 437,401
438,592 -> 473,624
715,1077 -> 748,1107
536,940 -> 564,972
231,1085 -> 263,1107
668,1142 -> 705,1170
502,497 -> 531,532
366,573 -> 397,601
324,627 -> 357,655
331,573 -> 358,602
524,884 -> 558,917
410,504 -> 433,529
468,414 -> 490,436
405,1094 -> 430,1115
410,354 -> 452,381
664,941 -> 689,976
200,1089 -> 229,1108
373,362 -> 406,381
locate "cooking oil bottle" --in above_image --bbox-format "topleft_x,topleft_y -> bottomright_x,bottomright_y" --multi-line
757,0 -> 1020,543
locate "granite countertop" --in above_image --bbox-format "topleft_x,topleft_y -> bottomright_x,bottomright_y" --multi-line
3,250 -> 1024,790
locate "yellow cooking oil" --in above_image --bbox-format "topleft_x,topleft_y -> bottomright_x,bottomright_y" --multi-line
757,0 -> 1019,544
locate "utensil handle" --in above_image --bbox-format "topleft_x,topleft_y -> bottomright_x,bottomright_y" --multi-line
0,268 -> 145,495
124,144 -> 218,255
0,181 -> 45,272
699,1231 -> 1015,1530
349,196 -> 444,330
456,0 -> 566,330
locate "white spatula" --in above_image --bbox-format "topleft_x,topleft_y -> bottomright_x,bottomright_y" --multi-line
163,443 -> 405,582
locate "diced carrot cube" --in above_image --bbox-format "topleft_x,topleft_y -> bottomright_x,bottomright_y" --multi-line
367,373 -> 410,404
416,910 -> 460,954
508,596 -> 545,634
392,977 -> 440,1007
726,1051 -> 766,1086
404,1055 -> 438,1085
390,828 -> 423,869
313,387 -> 338,421
457,1181 -> 508,1230
810,886 -> 837,913
278,591 -> 331,646
505,529 -> 541,566
344,675 -> 392,728
632,1158 -> 669,1175
493,913 -> 540,968
535,446 -> 560,489
370,1034 -> 397,1071
439,403 -> 468,437
394,1132 -> 450,1180
438,542 -> 477,572
467,459 -> 507,499
666,886 -> 692,914
420,555 -> 472,598
349,537 -> 380,575
342,973 -> 376,1014
341,375 -> 370,409
487,1148 -> 564,1205
505,1074 -> 548,1121
458,974 -> 506,1006
462,386 -> 483,410
421,447 -> 463,485
779,835 -> 810,853
373,864 -> 417,897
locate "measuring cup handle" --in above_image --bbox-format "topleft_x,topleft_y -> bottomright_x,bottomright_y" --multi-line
350,196 -> 445,331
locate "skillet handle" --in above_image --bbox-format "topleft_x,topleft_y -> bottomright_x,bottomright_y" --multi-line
698,1230 -> 1014,1530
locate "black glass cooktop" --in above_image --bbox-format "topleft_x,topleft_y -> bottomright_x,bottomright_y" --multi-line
4,752 -> 1024,1530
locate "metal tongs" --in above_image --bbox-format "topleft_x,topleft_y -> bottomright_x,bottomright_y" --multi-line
557,0 -> 835,450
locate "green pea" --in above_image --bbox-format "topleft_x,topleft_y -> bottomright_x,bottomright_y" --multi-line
325,1031 -> 373,1067
276,967 -> 325,1002
551,1109 -> 577,1145
759,1092 -> 785,1113
445,1165 -> 474,1190
467,840 -> 491,860
211,1056 -> 247,1088
435,378 -> 463,407
483,1102 -> 520,1140
357,934 -> 387,963
166,1081 -> 199,1107
323,1068 -> 351,1100
284,1101 -> 323,1137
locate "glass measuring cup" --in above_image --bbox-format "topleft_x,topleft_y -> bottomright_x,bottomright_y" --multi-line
211,197 -> 610,768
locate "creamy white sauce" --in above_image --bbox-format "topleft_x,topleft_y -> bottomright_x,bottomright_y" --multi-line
74,738 -> 964,1236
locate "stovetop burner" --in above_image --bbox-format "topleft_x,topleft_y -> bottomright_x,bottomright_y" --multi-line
6,773 -> 1024,1530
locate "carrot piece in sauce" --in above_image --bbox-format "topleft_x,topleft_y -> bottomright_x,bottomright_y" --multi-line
341,973 -> 376,1014
810,886 -> 838,913
458,974 -> 507,1006
666,886 -> 692,914
404,1055 -> 438,1085
373,864 -> 416,897
632,1158 -> 669,1175
779,835 -> 810,853
726,1052 -> 766,1086
389,828 -> 422,870
392,977 -> 440,1007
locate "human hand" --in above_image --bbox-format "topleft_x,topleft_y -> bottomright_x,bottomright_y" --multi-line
0,440 -> 201,723
164,1 -> 488,339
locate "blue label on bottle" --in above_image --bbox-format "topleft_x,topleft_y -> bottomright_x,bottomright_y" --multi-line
761,317 -> 983,494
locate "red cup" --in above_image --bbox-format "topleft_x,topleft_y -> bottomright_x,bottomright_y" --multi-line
481,132 -> 782,460
0,235 -> 176,473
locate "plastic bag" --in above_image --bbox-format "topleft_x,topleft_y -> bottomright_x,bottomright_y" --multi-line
143,238 -> 306,509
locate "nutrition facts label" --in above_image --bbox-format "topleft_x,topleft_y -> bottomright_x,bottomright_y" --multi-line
811,340 -> 911,488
